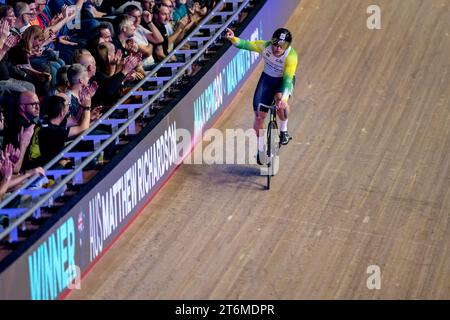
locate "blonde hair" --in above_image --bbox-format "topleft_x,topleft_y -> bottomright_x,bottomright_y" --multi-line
22,25 -> 45,55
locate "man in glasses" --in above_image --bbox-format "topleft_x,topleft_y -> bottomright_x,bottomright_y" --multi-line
2,90 -> 42,171
225,27 -> 298,165
12,1 -> 34,36
3,90 -> 40,146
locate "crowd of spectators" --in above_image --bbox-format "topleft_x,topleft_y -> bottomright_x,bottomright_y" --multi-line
0,0 -> 220,203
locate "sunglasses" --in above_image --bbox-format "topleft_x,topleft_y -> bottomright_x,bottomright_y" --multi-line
271,39 -> 290,50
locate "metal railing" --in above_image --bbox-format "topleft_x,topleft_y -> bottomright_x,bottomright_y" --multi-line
0,0 -> 251,241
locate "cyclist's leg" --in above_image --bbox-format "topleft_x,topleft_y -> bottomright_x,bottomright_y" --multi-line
277,99 -> 292,145
253,73 -> 278,164
254,109 -> 267,164
254,110 -> 267,141
253,73 -> 278,137
276,76 -> 295,145
253,74 -> 268,136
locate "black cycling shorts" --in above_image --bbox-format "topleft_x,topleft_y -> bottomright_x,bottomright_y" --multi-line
253,72 -> 295,113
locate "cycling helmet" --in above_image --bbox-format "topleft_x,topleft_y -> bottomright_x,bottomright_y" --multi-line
271,28 -> 292,49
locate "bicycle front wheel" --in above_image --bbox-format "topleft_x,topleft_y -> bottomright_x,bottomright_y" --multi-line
266,120 -> 280,188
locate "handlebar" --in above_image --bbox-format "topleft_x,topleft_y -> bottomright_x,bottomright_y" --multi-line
257,103 -> 277,113
257,103 -> 287,119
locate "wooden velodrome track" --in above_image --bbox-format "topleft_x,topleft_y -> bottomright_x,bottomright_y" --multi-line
68,0 -> 450,299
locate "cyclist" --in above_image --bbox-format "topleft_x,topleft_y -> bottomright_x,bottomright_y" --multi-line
225,27 -> 298,165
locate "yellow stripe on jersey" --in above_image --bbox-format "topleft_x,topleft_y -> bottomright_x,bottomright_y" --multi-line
281,48 -> 298,102
231,37 -> 270,53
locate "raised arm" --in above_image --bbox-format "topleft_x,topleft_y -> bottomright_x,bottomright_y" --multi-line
225,28 -> 268,53
46,5 -> 78,35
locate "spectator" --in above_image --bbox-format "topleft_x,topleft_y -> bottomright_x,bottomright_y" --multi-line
112,14 -> 137,54
49,64 -> 69,95
34,0 -> 51,27
73,48 -> 130,107
98,23 -> 114,43
22,0 -> 39,26
35,4 -> 78,36
161,0 -> 175,15
86,23 -> 114,54
2,91 -> 41,172
7,25 -> 52,96
36,94 -> 91,165
47,0 -> 83,18
152,2 -> 190,62
0,18 -> 34,94
140,0 -> 155,13
0,154 -> 13,200
33,0 -> 52,29
3,90 -> 40,149
111,14 -> 148,84
83,0 -> 106,19
191,0 -> 208,17
124,4 -> 163,70
12,2 -> 38,37
44,64 -> 69,115
95,42 -> 122,77
0,4 -> 16,27
65,63 -> 91,117
73,49 -> 97,80
0,143 -> 45,195
92,42 -> 143,106
173,0 -> 188,24
49,1 -> 98,63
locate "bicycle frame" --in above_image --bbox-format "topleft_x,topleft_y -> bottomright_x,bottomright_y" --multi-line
257,103 -> 280,189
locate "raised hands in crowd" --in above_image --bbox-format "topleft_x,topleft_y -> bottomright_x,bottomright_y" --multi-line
0,143 -> 46,198
123,52 -> 143,74
122,52 -> 144,82
79,80 -> 99,107
125,38 -> 140,54
0,156 -> 13,198
0,0 -> 218,200
114,49 -> 123,65
18,126 -> 35,150
0,18 -> 10,43
3,143 -> 20,165
142,10 -> 153,25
